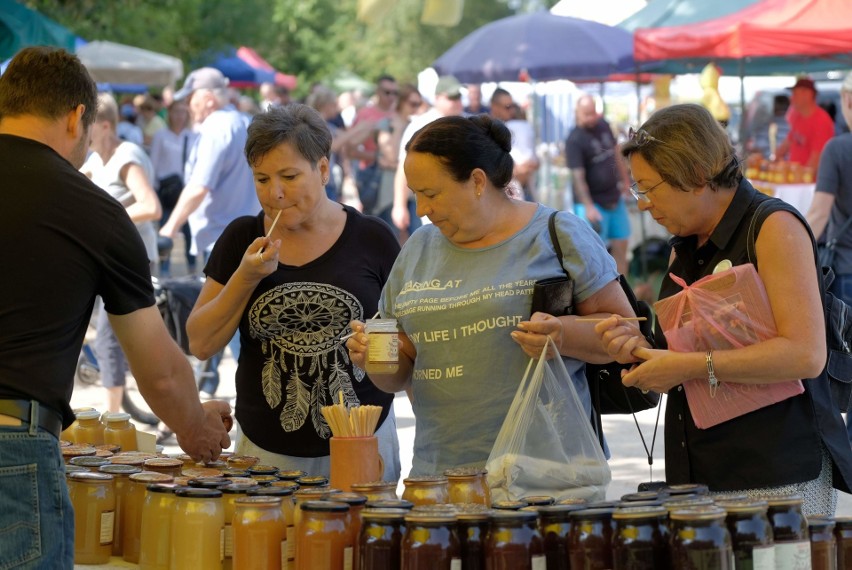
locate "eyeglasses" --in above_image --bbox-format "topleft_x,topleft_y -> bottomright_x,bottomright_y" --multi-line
629,179 -> 665,202
628,127 -> 664,147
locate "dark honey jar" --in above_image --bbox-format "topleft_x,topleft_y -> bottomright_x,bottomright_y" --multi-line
834,516 -> 852,570
359,508 -> 407,570
443,467 -> 491,506
568,507 -> 615,569
401,511 -> 460,569
612,505 -> 670,570
715,499 -> 774,569
539,504 -> 585,570
669,506 -> 734,570
486,509 -> 545,570
808,516 -> 836,570
402,475 -> 449,506
764,494 -> 811,566
456,507 -> 490,570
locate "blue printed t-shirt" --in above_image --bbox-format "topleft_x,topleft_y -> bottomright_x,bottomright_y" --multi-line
380,204 -> 618,475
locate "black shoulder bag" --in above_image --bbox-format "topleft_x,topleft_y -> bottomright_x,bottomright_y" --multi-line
535,212 -> 661,417
748,200 -> 852,412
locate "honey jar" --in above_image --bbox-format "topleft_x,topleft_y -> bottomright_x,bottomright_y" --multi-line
715,499 -> 775,570
103,412 -> 137,451
137,483 -> 177,570
765,494 -> 811,567
401,511 -> 461,569
97,463 -> 140,557
233,496 -> 287,570
835,517 -> 852,570
365,318 -> 399,374
68,471 -> 116,565
444,467 -> 491,506
540,504 -> 585,570
351,481 -> 399,502
123,471 -> 174,564
359,508 -> 407,570
72,409 -> 105,446
170,487 -> 225,569
332,492 -> 368,570
221,483 -> 258,569
612,505 -> 670,569
293,488 -> 342,568
456,507 -> 490,570
808,516 -> 837,570
568,507 -> 615,569
402,475 -> 449,506
669,506 -> 734,570
297,500 -> 353,570
248,486 -> 297,569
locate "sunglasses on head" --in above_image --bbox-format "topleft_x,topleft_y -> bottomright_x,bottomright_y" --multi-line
628,127 -> 664,147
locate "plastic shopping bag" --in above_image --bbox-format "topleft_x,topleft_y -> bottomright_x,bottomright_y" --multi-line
486,339 -> 610,502
654,263 -> 803,429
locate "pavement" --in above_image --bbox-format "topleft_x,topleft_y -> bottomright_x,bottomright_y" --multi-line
69,232 -> 852,515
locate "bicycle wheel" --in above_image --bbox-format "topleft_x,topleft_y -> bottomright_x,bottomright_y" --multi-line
121,382 -> 159,426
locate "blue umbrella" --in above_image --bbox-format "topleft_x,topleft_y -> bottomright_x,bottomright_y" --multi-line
205,47 -> 275,88
433,11 -> 636,83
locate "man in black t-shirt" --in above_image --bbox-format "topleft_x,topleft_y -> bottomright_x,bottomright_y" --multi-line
0,47 -> 231,569
566,94 -> 633,275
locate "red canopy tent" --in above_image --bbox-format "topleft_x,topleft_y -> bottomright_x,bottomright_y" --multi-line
634,0 -> 852,73
236,46 -> 297,91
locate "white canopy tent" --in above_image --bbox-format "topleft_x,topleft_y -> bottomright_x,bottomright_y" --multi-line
76,40 -> 183,87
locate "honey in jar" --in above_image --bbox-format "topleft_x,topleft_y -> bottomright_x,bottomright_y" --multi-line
331,492 -> 368,570
456,507 -> 490,570
103,412 -> 137,451
669,506 -> 734,570
715,499 -> 775,570
765,494 -> 811,569
612,505 -> 670,570
365,318 -> 399,374
233,495 -> 287,570
402,511 -> 461,569
221,483 -> 258,569
568,507 -> 615,569
68,471 -> 115,565
808,516 -> 837,570
72,409 -> 105,446
540,504 -> 586,570
486,509 -> 545,569
123,471 -> 174,563
170,487 -> 225,569
835,517 -> 852,570
351,480 -> 399,502
248,486 -> 297,569
293,488 -> 342,568
138,483 -> 177,570
402,475 -> 449,506
297,500 -> 353,570
97,463 -> 141,557
360,508 -> 406,570
444,467 -> 491,506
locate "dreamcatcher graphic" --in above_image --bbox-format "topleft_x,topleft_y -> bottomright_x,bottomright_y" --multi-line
248,282 -> 366,438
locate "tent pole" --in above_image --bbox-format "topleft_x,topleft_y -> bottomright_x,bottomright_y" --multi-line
739,58 -> 746,157
633,63 -> 649,281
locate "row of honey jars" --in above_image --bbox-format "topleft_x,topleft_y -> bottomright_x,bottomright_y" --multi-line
401,468 -> 490,507
66,409 -> 138,451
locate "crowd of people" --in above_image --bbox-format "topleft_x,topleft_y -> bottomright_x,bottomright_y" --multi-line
3,43 -> 852,567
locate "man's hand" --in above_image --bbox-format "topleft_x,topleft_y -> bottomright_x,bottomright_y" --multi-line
175,400 -> 232,463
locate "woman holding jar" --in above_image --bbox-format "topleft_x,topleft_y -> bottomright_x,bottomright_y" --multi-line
186,104 -> 401,480
347,114 -> 636,476
594,103 -> 852,515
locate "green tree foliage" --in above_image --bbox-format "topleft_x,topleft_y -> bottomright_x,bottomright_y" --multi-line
21,0 -> 557,94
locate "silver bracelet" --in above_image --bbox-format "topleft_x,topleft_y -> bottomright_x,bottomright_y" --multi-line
706,350 -> 720,398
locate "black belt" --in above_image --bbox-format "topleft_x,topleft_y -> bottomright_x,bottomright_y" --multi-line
0,400 -> 63,439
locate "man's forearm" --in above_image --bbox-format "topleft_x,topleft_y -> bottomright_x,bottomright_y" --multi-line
161,184 -> 209,236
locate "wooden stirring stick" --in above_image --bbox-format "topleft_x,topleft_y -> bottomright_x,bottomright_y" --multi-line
258,210 -> 282,255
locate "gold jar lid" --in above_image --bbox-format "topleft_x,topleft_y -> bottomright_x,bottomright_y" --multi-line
129,471 -> 174,484
68,471 -> 114,483
235,496 -> 282,507
613,505 -> 668,520
670,505 -> 727,521
443,467 -> 486,478
403,475 -> 448,486
714,499 -> 768,514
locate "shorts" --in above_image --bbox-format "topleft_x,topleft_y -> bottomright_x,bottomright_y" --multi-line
575,198 -> 631,241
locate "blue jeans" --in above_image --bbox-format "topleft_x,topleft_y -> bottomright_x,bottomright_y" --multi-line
0,421 -> 73,569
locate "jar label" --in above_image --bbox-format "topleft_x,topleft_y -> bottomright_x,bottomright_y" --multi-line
224,524 -> 233,557
287,526 -> 295,560
99,511 -> 115,545
343,546 -> 353,570
220,527 -> 225,562
774,541 -> 811,570
451,558 -> 461,570
281,540 -> 288,570
368,332 -> 398,364
532,554 -> 547,570
751,545 -> 775,570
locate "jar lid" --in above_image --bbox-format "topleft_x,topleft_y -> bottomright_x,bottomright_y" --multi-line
662,483 -> 709,497
204,460 -> 229,470
556,497 -> 588,506
834,516 -> 852,529
762,494 -> 804,507
269,481 -> 300,492
104,412 -> 131,422
248,486 -> 295,498
175,487 -> 223,499
99,464 -> 142,476
248,464 -> 280,476
454,504 -> 491,521
108,456 -> 146,466
613,505 -> 669,519
412,504 -> 458,514
147,483 -> 177,494
351,480 -> 398,490
537,504 -> 588,517
251,475 -> 281,484
182,467 -> 224,479
714,499 -> 768,513
68,471 -> 114,483
807,515 -> 836,530
403,475 -> 448,485
490,509 -> 538,522
95,443 -> 121,453
669,506 -> 727,521
235,496 -> 282,507
568,507 -> 616,519
188,477 -> 231,489
296,487 -> 340,498
404,511 -> 457,523
277,469 -> 307,480
75,410 -> 101,420
521,495 -> 554,506
617,500 -> 664,509
331,492 -> 368,506
443,467 -> 486,478
69,456 -> 110,467
222,469 -> 251,478
300,500 -> 350,513
491,500 -> 527,511
144,458 -> 183,468
621,491 -> 661,502
61,445 -> 97,457
296,475 -> 329,487
366,499 -> 415,510
221,483 -> 260,494
584,500 -> 621,509
361,508 -> 409,521
663,497 -> 715,511
129,471 -> 174,484
365,319 -> 398,331
226,455 -> 260,467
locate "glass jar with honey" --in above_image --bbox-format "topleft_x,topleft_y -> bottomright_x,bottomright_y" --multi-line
568,507 -> 616,569
248,486 -> 296,569
351,481 -> 398,502
68,471 -> 116,565
486,509 -> 545,569
360,508 -> 406,570
402,475 -> 449,506
540,504 -> 585,570
715,499 -> 774,570
233,496 -> 286,570
402,511 -> 461,569
444,467 -> 491,506
669,506 -> 734,570
456,507 -> 490,570
835,517 -> 852,570
71,409 -> 105,446
765,494 -> 811,567
138,483 -> 177,570
808,516 -> 836,570
365,319 -> 399,374
297,500 -> 352,570
170,487 -> 225,569
97,463 -> 140,557
103,412 -> 137,452
612,505 -> 670,570
221,483 -> 257,569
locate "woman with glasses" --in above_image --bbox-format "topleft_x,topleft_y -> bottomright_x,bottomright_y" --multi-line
347,114 -> 636,477
596,103 -> 852,515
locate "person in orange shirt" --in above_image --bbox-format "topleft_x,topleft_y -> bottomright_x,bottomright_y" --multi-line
774,77 -> 835,172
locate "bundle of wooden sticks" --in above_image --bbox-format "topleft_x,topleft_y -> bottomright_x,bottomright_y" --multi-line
321,393 -> 382,437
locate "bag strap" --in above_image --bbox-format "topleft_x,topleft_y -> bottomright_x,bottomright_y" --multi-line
824,212 -> 852,253
546,212 -> 661,477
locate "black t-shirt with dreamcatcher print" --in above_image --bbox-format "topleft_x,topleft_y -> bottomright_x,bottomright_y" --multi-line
205,205 -> 399,457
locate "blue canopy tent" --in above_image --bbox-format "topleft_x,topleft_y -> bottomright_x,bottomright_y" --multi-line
205,48 -> 276,88
0,0 -> 76,60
